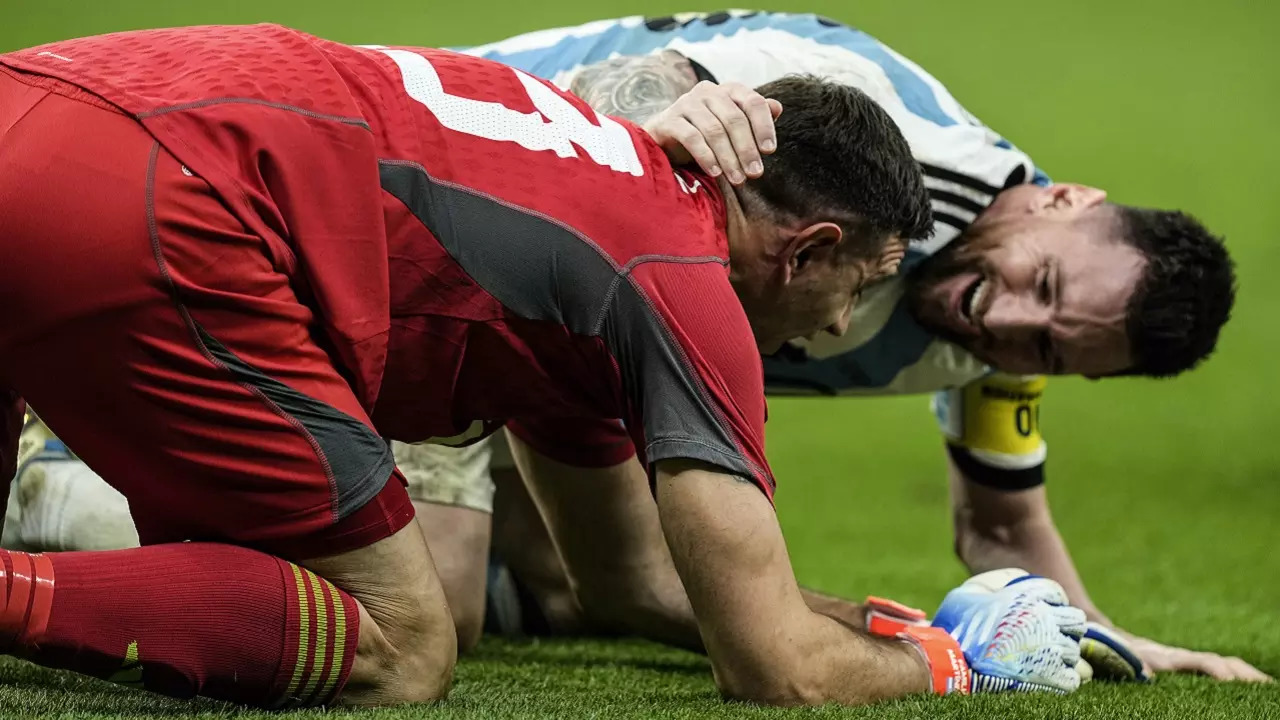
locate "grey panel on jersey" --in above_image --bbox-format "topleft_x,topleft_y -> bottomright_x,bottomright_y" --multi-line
378,160 -> 757,483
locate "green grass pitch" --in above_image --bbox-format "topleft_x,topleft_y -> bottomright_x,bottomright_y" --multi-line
3,1 -> 1278,718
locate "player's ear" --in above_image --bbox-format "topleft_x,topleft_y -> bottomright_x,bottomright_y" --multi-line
1033,183 -> 1107,217
784,222 -> 843,283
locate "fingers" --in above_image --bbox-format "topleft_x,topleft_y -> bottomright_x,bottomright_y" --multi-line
1053,606 -> 1087,640
1194,654 -> 1274,683
726,82 -> 779,158
1228,657 -> 1275,683
1008,576 -> 1071,607
701,95 -> 760,183
1201,654 -> 1244,681
1046,665 -> 1082,694
1144,645 -> 1275,682
648,81 -> 781,185
682,103 -> 744,183
1057,632 -> 1082,669
655,117 -> 716,177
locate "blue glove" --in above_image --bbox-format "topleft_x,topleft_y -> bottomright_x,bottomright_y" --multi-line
932,569 -> 1087,694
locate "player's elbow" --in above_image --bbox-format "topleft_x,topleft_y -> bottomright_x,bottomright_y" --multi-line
712,650 -> 846,707
575,572 -> 695,643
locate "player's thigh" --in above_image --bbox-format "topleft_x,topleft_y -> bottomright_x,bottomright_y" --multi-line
490,433 -> 582,633
303,517 -> 457,705
412,500 -> 488,652
507,432 -> 672,604
0,75 -> 456,703
0,80 -> 405,554
394,438 -> 495,650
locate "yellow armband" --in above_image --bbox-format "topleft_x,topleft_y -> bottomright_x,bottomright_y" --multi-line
934,374 -> 1047,472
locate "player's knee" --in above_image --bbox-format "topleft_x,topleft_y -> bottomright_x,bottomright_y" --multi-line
316,523 -> 461,707
576,573 -> 675,635
344,598 -> 458,706
388,630 -> 456,705
411,500 -> 491,655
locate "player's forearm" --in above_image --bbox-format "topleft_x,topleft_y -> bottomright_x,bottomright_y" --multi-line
757,615 -> 931,706
598,588 -> 871,656
957,514 -> 1108,623
569,50 -> 699,124
951,461 -> 1110,624
657,463 -> 930,706
801,587 -> 870,631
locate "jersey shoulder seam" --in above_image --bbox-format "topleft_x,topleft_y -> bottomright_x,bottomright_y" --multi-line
139,97 -> 371,129
589,254 -> 727,335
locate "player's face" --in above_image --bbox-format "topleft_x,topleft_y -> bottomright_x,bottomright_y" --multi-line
907,184 -> 1145,377
742,231 -> 905,355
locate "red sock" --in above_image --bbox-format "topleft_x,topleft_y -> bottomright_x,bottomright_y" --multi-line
0,544 -> 359,708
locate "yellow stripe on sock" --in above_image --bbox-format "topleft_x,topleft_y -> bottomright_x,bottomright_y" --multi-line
317,578 -> 348,704
279,563 -> 312,707
298,569 -> 330,705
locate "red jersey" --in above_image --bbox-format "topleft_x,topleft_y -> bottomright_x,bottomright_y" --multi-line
1,25 -> 775,495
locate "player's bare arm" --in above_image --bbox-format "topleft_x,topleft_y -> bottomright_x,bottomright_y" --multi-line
505,426 -> 881,650
949,460 -> 1273,683
569,50 -> 697,124
654,458 -> 932,705
572,52 -> 780,186
655,458 -> 1088,702
505,432 -> 702,652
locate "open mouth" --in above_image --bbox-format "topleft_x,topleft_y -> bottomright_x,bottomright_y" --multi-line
958,275 -> 990,330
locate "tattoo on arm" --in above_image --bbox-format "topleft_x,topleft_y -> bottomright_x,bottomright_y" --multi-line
569,50 -> 699,124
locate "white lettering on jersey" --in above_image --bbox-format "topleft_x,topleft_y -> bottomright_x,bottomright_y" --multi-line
675,173 -> 702,195
368,46 -> 644,176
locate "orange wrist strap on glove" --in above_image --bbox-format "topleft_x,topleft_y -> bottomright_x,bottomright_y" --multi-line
865,596 -> 970,696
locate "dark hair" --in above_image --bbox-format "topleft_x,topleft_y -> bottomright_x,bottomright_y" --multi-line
742,74 -> 933,261
1116,206 -> 1236,378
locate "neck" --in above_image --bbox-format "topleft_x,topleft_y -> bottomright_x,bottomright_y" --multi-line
720,177 -> 756,290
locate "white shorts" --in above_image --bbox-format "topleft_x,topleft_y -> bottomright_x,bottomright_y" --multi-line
392,432 -> 516,515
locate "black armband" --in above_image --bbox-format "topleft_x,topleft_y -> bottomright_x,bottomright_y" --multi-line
947,442 -> 1045,491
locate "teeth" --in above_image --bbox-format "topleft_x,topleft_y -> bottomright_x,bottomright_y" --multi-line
967,279 -> 987,324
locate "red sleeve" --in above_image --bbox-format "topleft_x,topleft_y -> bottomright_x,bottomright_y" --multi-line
506,416 -> 637,468
625,261 -> 775,499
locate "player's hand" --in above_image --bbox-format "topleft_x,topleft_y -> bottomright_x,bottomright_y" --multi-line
932,569 -> 1087,694
1121,633 -> 1273,683
642,81 -> 782,185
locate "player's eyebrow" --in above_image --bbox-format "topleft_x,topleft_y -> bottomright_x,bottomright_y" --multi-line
1054,259 -> 1063,314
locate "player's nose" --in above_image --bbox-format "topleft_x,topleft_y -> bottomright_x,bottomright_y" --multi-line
982,291 -> 1049,339
826,299 -> 856,338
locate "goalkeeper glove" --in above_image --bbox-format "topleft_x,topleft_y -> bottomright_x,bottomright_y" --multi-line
867,569 -> 1086,695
